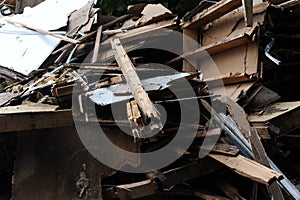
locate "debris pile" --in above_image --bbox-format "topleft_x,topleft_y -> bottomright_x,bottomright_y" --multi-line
0,0 -> 300,199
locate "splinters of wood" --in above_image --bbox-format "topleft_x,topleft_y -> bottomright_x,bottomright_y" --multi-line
111,38 -> 162,135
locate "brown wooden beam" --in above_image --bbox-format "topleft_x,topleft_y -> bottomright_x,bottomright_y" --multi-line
111,38 -> 162,133
182,0 -> 242,29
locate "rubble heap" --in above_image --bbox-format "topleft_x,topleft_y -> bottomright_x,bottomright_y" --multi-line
0,0 -> 300,199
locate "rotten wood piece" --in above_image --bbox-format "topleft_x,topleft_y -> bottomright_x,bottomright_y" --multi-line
111,38 -> 162,133
182,0 -> 243,29
6,19 -> 80,44
209,154 -> 283,185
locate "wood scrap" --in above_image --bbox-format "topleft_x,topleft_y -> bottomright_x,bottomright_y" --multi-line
209,154 -> 282,185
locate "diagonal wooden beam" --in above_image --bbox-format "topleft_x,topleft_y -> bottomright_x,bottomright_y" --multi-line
111,38 -> 162,134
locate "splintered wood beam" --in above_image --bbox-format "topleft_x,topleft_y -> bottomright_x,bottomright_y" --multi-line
91,26 -> 103,63
111,38 -> 162,132
249,128 -> 284,200
182,0 -> 242,29
242,0 -> 253,26
209,154 -> 283,185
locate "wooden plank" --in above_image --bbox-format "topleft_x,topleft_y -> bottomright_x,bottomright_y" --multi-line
103,179 -> 158,200
111,38 -> 162,133
0,109 -> 73,133
199,42 -> 259,85
0,102 -> 58,114
249,128 -> 284,200
168,30 -> 255,65
209,154 -> 283,185
182,0 -> 243,29
91,26 -> 103,63
201,2 -> 269,45
242,0 -> 253,26
103,159 -> 222,199
6,19 -> 80,44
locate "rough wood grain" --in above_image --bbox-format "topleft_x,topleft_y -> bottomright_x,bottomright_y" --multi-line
209,154 -> 283,185
111,38 -> 162,134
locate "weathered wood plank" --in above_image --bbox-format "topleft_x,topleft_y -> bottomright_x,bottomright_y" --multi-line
209,154 -> 283,185
111,38 -> 162,133
0,107 -> 73,133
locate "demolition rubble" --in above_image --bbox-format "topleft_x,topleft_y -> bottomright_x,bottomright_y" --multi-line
0,0 -> 300,199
